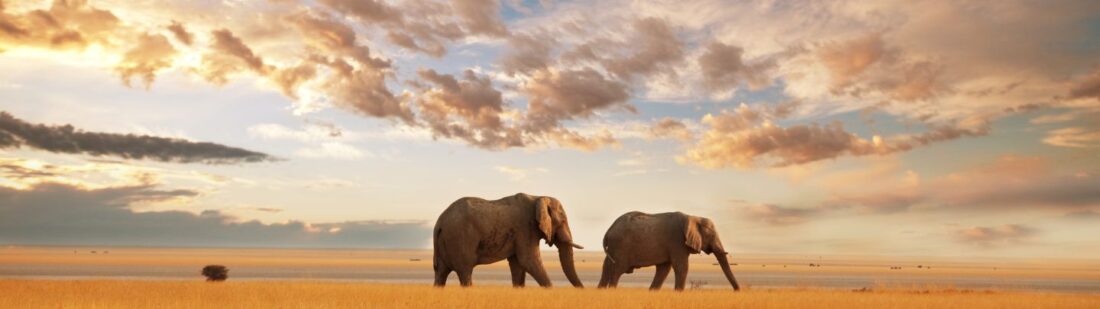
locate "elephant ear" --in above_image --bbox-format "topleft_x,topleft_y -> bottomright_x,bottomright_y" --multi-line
534,197 -> 554,245
684,216 -> 703,254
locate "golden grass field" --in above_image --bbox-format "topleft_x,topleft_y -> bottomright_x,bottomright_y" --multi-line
2,246 -> 1099,308
4,246 -> 1098,280
2,279 -> 1098,308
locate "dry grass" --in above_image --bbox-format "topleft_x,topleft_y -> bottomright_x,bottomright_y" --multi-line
4,246 -> 1098,279
2,280 -> 1097,309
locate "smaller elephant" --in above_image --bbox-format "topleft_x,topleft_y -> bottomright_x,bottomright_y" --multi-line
598,211 -> 740,291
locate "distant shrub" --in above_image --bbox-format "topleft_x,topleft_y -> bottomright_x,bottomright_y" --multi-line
202,265 -> 228,282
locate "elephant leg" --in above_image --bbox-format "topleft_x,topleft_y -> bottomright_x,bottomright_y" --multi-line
434,264 -> 453,287
456,266 -> 474,287
523,259 -> 552,287
517,247 -> 552,287
607,268 -> 625,288
598,256 -> 613,288
507,256 -> 526,287
672,258 -> 689,291
606,260 -> 630,288
650,263 -> 671,290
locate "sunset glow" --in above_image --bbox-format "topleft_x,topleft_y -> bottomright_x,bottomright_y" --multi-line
2,0 -> 1099,259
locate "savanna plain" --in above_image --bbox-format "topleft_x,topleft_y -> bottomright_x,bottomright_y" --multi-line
2,246 -> 1098,308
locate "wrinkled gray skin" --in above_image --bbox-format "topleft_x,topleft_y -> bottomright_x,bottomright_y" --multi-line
433,193 -> 584,288
598,211 -> 740,291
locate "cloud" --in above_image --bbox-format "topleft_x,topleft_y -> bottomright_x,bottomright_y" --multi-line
1030,112 -> 1078,125
741,203 -> 817,226
953,224 -> 1037,247
679,105 -> 880,168
283,10 -> 409,121
204,28 -> 269,79
698,42 -> 773,95
0,0 -> 120,51
293,142 -> 369,160
0,159 -> 59,179
319,0 -> 504,57
243,207 -> 283,214
0,182 -> 430,248
114,33 -> 177,88
817,34 -> 886,92
316,0 -> 403,25
499,31 -> 555,76
0,112 -> 275,164
602,17 -> 684,81
404,67 -> 632,151
494,165 -> 548,181
0,157 -> 243,191
648,117 -> 693,141
453,0 -> 508,37
248,123 -> 346,143
1042,127 -> 1100,148
165,20 -> 192,46
815,33 -> 945,102
414,69 -> 521,149
523,68 -> 633,132
5,0 -> 1100,157
1068,69 -> 1100,101
679,104 -> 986,168
824,155 -> 1100,214
246,122 -> 368,160
1064,210 -> 1100,220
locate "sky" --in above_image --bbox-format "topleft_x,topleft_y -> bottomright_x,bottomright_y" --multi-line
1,0 -> 1099,258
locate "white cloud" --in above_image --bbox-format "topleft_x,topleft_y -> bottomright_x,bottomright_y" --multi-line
294,142 -> 370,160
1043,127 -> 1100,148
248,123 -> 342,143
494,165 -> 549,181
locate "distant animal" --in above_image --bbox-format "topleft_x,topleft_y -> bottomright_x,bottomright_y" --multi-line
202,265 -> 229,281
598,211 -> 740,291
433,193 -> 584,288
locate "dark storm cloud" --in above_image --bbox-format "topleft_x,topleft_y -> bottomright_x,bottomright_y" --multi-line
0,183 -> 431,248
0,112 -> 275,164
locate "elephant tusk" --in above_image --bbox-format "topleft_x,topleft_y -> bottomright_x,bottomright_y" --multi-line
570,242 -> 585,249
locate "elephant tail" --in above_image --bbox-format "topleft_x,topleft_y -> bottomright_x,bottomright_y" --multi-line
433,227 -> 444,272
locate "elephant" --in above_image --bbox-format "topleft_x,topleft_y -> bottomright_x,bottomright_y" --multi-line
598,211 -> 740,291
432,193 -> 585,288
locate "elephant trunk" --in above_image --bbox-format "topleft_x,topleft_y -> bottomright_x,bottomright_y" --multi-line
556,240 -> 584,288
714,252 -> 740,291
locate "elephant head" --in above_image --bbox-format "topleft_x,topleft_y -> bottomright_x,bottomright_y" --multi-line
684,216 -> 741,290
534,196 -> 585,287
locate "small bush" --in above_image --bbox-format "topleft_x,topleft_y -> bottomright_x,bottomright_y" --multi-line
202,265 -> 228,282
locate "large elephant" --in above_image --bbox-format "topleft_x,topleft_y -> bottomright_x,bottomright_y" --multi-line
432,193 -> 584,287
598,211 -> 740,291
